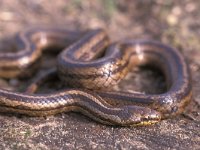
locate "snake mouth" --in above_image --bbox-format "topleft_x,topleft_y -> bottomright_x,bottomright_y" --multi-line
135,111 -> 161,126
123,116 -> 161,127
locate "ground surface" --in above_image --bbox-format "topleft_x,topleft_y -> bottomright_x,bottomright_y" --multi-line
0,0 -> 199,150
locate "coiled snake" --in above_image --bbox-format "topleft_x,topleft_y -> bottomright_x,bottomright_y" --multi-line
0,27 -> 192,126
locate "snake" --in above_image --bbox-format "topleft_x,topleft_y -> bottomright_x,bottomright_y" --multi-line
0,27 -> 192,126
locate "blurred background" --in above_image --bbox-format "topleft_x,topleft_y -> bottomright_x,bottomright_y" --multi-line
0,0 -> 199,149
0,0 -> 200,49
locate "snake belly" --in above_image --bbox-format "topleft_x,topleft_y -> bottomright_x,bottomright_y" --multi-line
0,27 -> 192,126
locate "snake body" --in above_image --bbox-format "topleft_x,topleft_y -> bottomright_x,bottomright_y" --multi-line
0,27 -> 192,126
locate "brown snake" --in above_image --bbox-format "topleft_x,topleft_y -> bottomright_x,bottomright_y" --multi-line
0,27 -> 192,126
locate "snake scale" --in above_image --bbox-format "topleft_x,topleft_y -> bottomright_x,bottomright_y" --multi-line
0,27 -> 192,126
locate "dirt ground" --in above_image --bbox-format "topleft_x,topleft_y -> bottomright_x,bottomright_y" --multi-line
0,0 -> 199,149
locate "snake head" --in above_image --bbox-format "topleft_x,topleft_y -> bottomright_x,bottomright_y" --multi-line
120,106 -> 161,126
